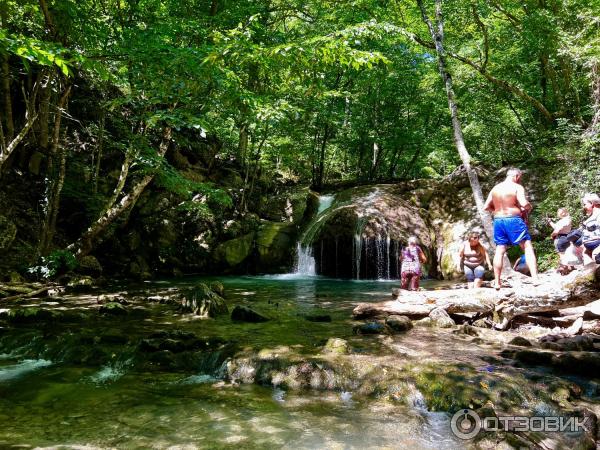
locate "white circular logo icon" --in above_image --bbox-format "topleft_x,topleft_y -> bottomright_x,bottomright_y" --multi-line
450,408 -> 481,440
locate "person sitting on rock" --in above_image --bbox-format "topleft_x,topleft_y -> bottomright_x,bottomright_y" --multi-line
400,236 -> 427,291
458,231 -> 492,288
547,207 -> 572,253
559,193 -> 600,264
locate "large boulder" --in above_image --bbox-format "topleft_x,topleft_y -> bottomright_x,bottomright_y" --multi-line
213,232 -> 255,269
76,255 -> 103,277
258,187 -> 316,223
255,222 -> 296,272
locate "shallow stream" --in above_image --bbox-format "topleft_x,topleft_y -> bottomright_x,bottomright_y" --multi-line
0,276 -> 597,448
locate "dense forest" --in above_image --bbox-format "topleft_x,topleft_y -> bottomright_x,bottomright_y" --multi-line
1,0 -> 599,278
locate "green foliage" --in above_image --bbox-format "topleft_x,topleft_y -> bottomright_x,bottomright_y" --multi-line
5,0 -> 599,251
0,29 -> 80,75
534,239 -> 560,273
28,250 -> 78,279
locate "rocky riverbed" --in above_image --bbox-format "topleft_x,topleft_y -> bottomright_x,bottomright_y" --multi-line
0,275 -> 599,448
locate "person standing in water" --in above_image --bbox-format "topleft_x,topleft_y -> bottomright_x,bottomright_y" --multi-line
400,236 -> 427,290
483,168 -> 539,289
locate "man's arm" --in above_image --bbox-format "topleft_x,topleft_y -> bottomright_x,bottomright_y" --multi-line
516,185 -> 532,213
483,190 -> 495,212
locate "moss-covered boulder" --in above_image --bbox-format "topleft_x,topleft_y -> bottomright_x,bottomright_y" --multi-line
385,315 -> 413,333
255,222 -> 296,272
213,232 -> 255,268
129,255 -> 152,280
181,283 -> 228,318
0,307 -> 58,324
76,255 -> 103,277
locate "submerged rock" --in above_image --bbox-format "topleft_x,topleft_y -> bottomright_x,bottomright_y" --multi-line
99,302 -> 128,316
354,321 -> 386,335
322,338 -> 349,354
304,314 -> 332,322
231,305 -> 269,323
385,315 -> 413,333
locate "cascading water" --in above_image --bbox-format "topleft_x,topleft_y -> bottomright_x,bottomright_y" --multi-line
293,188 -> 406,280
294,195 -> 335,276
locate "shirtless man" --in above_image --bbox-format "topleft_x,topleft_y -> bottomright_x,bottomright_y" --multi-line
483,168 -> 538,289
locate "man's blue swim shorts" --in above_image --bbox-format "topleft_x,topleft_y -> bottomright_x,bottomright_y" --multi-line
493,216 -> 531,246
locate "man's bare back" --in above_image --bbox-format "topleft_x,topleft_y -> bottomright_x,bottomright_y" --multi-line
484,168 -> 539,288
484,180 -> 531,218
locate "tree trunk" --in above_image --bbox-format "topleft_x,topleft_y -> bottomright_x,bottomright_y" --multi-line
0,3 -> 13,144
1,53 -> 13,144
0,112 -> 39,175
92,113 -> 105,194
210,0 -> 218,16
316,123 -> 330,190
39,85 -> 71,253
37,72 -> 54,151
417,0 -> 494,245
67,127 -> 172,257
100,147 -> 133,217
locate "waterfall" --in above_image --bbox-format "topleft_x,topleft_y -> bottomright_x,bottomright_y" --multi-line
291,188 -> 403,280
294,195 -> 335,276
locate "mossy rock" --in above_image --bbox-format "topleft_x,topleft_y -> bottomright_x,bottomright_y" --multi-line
209,281 -> 225,297
181,283 -> 228,318
213,232 -> 255,268
385,315 -> 413,333
322,338 -> 349,354
255,222 -> 296,270
67,276 -> 95,289
76,255 -> 103,277
99,302 -> 128,316
2,307 -> 57,324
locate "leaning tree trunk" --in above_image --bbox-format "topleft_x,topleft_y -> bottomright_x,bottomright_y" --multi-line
67,127 -> 172,257
417,0 -> 494,245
